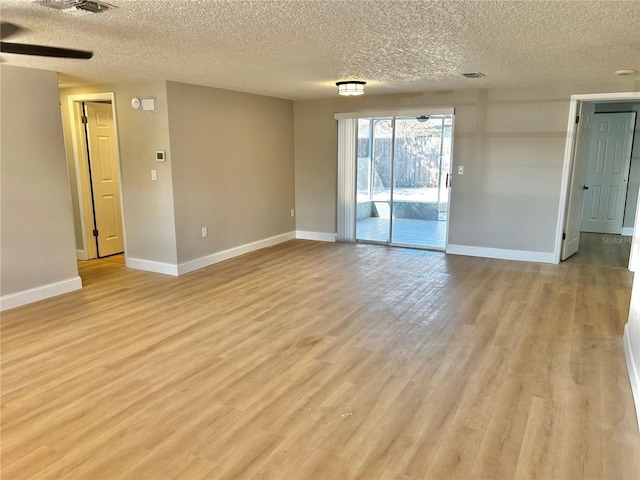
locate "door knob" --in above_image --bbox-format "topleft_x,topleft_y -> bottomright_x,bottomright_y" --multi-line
582,185 -> 589,190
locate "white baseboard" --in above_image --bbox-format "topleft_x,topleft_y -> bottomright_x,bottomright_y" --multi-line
76,249 -> 88,261
0,276 -> 83,312
445,244 -> 555,264
624,324 -> 640,434
126,257 -> 179,276
177,231 -> 296,275
296,231 -> 337,242
622,227 -> 634,236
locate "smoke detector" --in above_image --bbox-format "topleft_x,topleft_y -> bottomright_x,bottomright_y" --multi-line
615,69 -> 637,76
32,0 -> 117,15
461,72 -> 486,79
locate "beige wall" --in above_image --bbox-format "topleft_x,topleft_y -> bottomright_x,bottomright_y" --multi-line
294,80 -> 640,254
59,80 -> 294,268
1,65 -> 78,295
626,261 -> 640,432
166,81 -> 295,263
60,82 -> 178,264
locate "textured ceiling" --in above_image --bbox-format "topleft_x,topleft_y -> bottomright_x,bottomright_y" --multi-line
0,0 -> 638,100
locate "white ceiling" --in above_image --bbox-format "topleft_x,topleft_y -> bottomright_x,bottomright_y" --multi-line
1,0 -> 639,100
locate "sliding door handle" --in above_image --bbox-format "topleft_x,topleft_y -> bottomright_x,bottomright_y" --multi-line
446,173 -> 452,188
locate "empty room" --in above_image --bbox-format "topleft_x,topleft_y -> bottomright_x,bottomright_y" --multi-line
1,1 -> 640,479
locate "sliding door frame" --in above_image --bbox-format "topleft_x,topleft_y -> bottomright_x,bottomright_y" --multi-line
388,118 -> 397,245
336,107 -> 455,250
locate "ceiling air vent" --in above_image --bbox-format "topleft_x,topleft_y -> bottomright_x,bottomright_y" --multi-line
461,72 -> 486,79
32,0 -> 117,15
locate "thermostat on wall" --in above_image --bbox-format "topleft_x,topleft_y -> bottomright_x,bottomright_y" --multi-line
131,97 -> 158,111
156,151 -> 166,162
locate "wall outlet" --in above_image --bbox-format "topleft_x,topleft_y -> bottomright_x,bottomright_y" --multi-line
291,209 -> 295,217
458,165 -> 464,175
151,169 -> 157,181
201,227 -> 208,238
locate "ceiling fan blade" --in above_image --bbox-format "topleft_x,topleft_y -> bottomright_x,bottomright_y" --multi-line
0,22 -> 23,40
0,42 -> 93,59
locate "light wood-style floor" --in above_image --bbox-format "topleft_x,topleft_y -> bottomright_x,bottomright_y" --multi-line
2,240 -> 639,479
564,232 -> 632,269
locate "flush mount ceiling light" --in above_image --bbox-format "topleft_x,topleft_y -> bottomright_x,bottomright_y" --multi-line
336,81 -> 366,96
32,0 -> 117,15
614,69 -> 637,76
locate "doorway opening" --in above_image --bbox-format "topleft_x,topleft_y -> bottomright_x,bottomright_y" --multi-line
67,93 -> 126,261
354,114 -> 453,250
557,92 -> 640,269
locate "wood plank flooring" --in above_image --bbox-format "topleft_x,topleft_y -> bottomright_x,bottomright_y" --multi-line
564,232 -> 631,268
2,240 -> 639,479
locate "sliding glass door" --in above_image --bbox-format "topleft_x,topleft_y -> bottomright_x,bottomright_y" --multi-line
355,114 -> 453,250
356,118 -> 393,243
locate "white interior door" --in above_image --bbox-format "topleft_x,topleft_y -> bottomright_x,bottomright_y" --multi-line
85,102 -> 125,257
562,102 -> 595,260
581,112 -> 636,234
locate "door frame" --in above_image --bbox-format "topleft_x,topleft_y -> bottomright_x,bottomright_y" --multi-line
554,91 -> 640,265
67,92 -> 127,260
